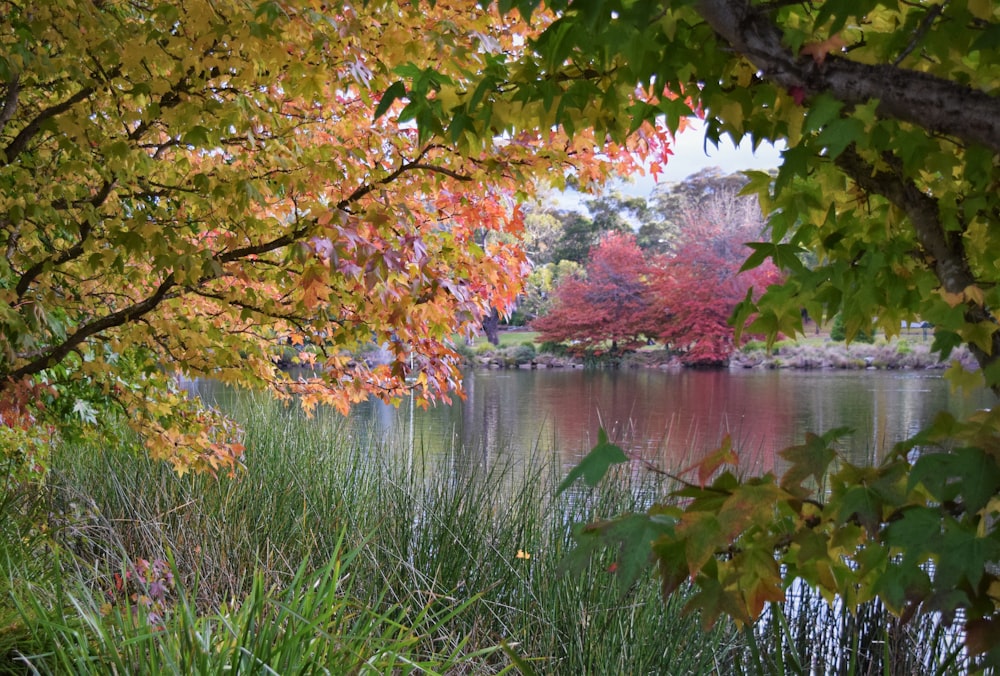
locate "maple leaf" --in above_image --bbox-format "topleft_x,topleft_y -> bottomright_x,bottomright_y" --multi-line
800,33 -> 847,65
677,434 -> 738,487
557,427 -> 628,494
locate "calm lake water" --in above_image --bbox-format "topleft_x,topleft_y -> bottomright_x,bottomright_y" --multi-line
332,367 -> 993,473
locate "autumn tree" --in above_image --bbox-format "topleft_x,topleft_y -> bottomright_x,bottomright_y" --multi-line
513,259 -> 582,324
389,0 -> 1000,664
532,231 -> 654,354
649,180 -> 781,365
0,0 -> 673,476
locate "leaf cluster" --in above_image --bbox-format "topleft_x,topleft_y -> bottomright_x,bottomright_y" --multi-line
563,418 -> 1000,665
0,1 -> 665,472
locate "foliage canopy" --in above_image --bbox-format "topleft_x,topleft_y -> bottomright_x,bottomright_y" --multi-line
0,0 -> 669,473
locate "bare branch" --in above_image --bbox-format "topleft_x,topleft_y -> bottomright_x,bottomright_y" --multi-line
893,1 -> 948,66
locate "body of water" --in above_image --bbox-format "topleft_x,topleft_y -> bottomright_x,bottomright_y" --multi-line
341,367 -> 994,473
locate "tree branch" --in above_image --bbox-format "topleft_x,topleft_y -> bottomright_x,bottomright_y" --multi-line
694,0 -> 1000,153
0,75 -> 19,133
3,142 -> 469,384
7,274 -> 179,382
835,145 -> 1000,391
14,178 -> 117,300
2,84 -> 98,165
893,1 -> 947,66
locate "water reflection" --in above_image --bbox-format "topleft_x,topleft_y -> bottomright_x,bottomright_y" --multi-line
347,369 -> 993,473
192,369 -> 994,473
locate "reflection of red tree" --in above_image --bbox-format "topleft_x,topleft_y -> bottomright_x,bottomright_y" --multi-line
542,371 -> 794,475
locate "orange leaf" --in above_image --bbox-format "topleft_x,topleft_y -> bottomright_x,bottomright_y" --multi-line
800,33 -> 847,65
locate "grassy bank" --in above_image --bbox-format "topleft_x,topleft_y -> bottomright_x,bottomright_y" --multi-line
3,392 -> 735,673
0,390 -> 977,673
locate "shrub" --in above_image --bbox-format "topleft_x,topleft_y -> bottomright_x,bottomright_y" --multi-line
539,341 -> 567,355
830,314 -> 875,343
505,343 -> 536,366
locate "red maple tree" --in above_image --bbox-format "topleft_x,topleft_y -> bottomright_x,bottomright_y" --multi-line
648,189 -> 782,366
532,232 -> 655,355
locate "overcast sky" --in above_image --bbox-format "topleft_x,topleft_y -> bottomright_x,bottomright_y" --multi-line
551,118 -> 786,210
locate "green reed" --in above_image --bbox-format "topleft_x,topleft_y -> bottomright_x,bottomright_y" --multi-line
5,389 -> 734,673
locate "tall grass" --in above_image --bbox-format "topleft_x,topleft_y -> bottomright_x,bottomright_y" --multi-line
735,584 -> 973,675
7,389 -> 977,674
9,390 -> 735,673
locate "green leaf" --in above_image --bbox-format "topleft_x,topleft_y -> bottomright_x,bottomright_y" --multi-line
717,480 -> 787,540
556,427 -> 628,495
836,484 -> 882,533
563,513 -> 667,596
374,81 -> 407,120
653,536 -> 690,597
873,559 -> 931,615
779,427 -> 851,491
181,125 -> 211,147
677,510 -> 724,576
802,93 -> 844,134
953,447 -> 1000,514
683,573 -> 753,629
72,399 -> 99,425
814,117 -> 865,158
885,506 -> 941,557
908,454 -> 961,503
936,519 -> 1000,589
739,242 -> 774,273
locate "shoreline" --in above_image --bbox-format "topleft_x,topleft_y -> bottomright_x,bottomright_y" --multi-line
466,336 -> 979,374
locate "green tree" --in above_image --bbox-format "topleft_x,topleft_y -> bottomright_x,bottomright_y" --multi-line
515,259 -> 582,324
548,209 -> 602,264
390,0 -> 1000,663
584,190 -> 646,232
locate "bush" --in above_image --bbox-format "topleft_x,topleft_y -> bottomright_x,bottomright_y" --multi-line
539,341 -> 567,355
453,341 -> 476,362
504,310 -> 529,327
830,314 -> 875,343
505,343 -> 536,366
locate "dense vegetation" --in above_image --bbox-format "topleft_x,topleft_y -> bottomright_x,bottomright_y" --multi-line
389,0 -> 1000,664
527,171 -> 781,365
3,0 -> 1000,670
2,396 -> 975,673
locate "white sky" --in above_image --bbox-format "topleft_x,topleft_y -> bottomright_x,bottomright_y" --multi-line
551,118 -> 786,210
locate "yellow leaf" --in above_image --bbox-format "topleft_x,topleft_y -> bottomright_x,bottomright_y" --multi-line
964,284 -> 986,307
940,289 -> 965,307
968,0 -> 994,20
962,320 -> 997,355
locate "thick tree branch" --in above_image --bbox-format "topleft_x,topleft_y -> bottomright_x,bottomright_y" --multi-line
694,0 -> 1000,153
0,75 -> 19,133
2,85 -> 98,165
836,145 -> 1000,391
7,275 -> 179,382
4,146 -> 467,383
